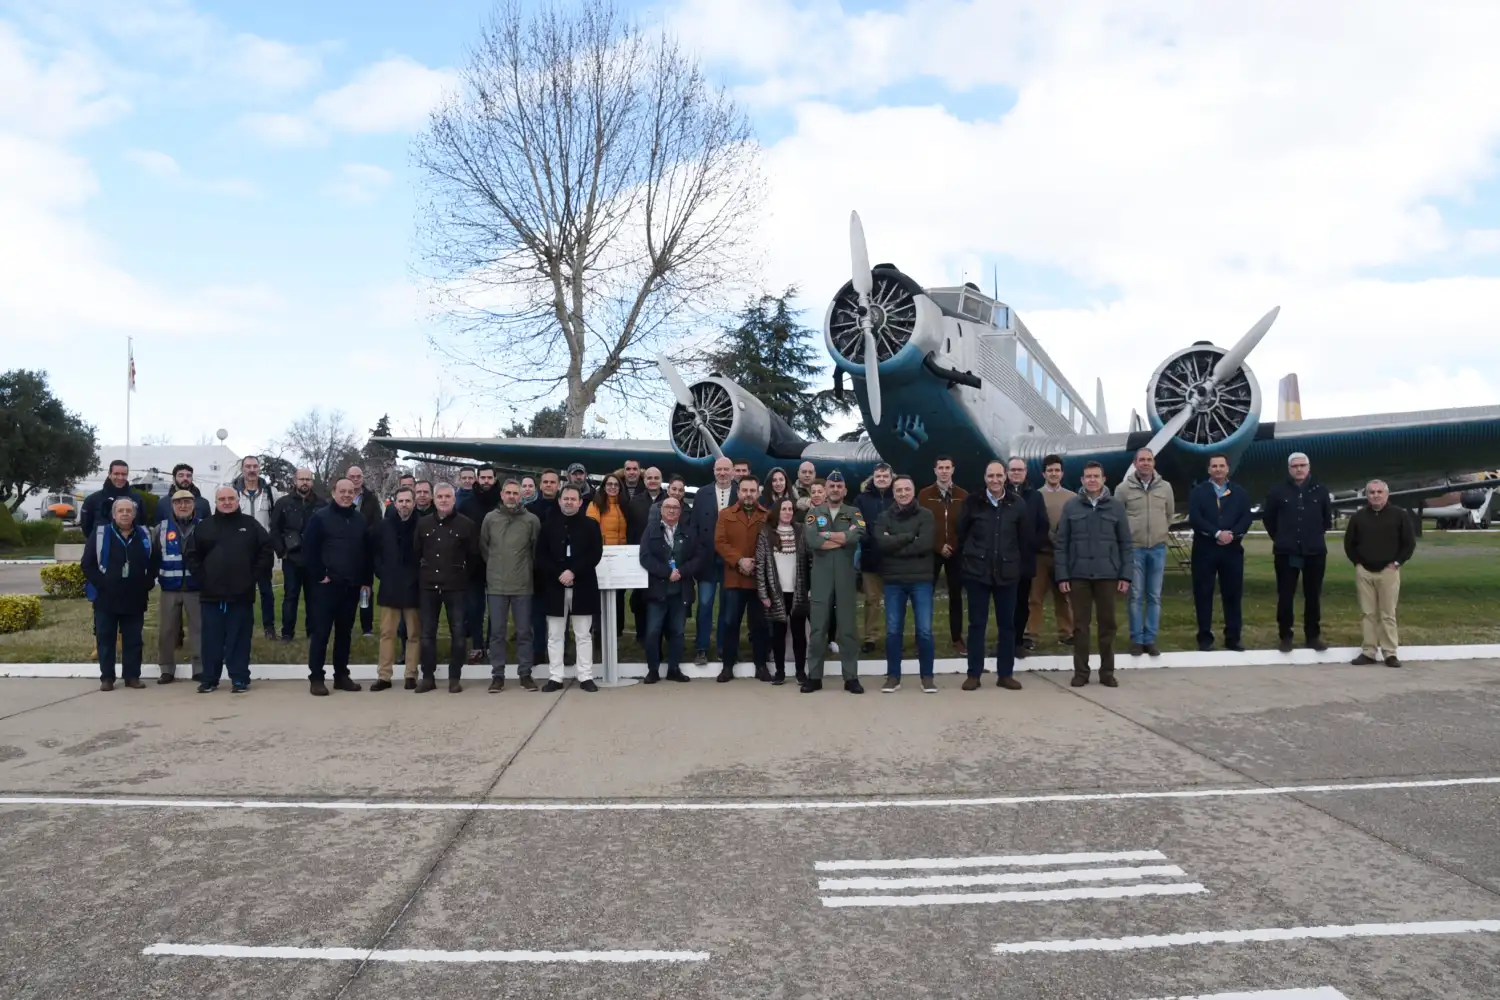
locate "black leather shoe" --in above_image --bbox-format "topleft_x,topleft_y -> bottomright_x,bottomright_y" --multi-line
310,681 -> 329,696
754,663 -> 773,682
1385,655 -> 1402,668
665,668 -> 690,683
1070,675 -> 1089,687
541,680 -> 565,692
448,677 -> 463,693
99,680 -> 115,691
1226,642 -> 1246,652
416,675 -> 436,693
1198,639 -> 1214,652
404,677 -> 417,690
716,666 -> 734,683
123,678 -> 145,689
644,670 -> 660,684
1310,638 -> 1329,652
156,674 -> 175,685
333,676 -> 362,692
1350,654 -> 1377,665
799,679 -> 822,693
1100,674 -> 1119,688
997,676 -> 1022,690
578,679 -> 599,692
1277,637 -> 1294,653
370,680 -> 392,691
844,679 -> 864,694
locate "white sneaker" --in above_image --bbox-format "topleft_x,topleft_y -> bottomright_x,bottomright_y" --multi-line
829,641 -> 840,654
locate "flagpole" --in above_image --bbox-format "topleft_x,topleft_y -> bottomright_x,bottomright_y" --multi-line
126,336 -> 132,470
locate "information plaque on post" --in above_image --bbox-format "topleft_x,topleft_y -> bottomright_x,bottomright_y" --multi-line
595,545 -> 646,687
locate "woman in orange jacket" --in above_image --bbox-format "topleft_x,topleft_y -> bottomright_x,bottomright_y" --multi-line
588,472 -> 630,636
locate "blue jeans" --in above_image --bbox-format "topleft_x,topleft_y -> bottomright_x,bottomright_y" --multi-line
1129,544 -> 1167,644
200,600 -> 252,688
966,581 -> 1019,678
644,596 -> 687,673
719,587 -> 768,669
884,581 -> 934,677
694,555 -> 726,655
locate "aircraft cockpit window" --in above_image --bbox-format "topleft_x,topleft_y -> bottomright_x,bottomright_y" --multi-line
1016,344 -> 1030,376
1033,367 -> 1046,393
993,304 -> 1010,329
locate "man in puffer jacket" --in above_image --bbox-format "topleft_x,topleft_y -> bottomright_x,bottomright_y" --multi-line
956,461 -> 1035,691
1055,461 -> 1133,688
1262,452 -> 1333,653
1116,448 -> 1175,657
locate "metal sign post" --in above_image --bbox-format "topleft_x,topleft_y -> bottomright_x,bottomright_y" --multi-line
594,546 -> 647,689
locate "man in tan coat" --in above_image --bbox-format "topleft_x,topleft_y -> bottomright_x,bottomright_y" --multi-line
1117,448 -> 1175,657
714,476 -> 770,682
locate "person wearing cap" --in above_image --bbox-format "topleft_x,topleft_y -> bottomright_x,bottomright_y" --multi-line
565,462 -> 594,503
152,489 -> 204,683
802,470 -> 864,694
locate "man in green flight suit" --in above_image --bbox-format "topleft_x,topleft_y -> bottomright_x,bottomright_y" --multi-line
803,470 -> 865,694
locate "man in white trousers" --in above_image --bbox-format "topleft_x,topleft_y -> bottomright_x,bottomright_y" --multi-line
535,485 -> 604,692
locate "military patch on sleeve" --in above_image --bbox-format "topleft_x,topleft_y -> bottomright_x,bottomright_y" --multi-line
816,515 -> 828,527
806,512 -> 817,525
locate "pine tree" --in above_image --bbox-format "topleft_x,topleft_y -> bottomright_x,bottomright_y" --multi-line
704,287 -> 850,440
503,404 -> 604,439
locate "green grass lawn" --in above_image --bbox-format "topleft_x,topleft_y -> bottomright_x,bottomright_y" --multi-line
3,533 -> 1498,663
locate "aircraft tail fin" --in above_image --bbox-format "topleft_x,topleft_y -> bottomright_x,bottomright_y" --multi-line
1278,373 -> 1301,421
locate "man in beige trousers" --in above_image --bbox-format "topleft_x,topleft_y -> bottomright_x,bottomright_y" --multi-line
1343,480 -> 1416,668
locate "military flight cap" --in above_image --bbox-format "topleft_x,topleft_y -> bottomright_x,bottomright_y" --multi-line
825,470 -> 844,483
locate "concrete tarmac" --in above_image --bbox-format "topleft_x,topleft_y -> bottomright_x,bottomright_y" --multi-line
0,564 -> 44,595
3,660 -> 1500,998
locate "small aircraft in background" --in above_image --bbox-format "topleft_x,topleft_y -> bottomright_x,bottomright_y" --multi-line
379,212 -> 1500,499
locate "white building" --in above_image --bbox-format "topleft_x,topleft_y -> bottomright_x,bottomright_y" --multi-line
16,444 -> 243,522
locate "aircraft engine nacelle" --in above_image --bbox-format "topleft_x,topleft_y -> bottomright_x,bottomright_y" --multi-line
668,376 -> 778,471
823,267 -> 945,390
1460,489 -> 1489,510
1145,343 -> 1263,467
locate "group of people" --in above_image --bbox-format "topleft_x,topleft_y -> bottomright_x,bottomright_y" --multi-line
79,445 -> 1416,694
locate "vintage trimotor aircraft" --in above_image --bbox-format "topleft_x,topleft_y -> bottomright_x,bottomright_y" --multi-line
378,212 -> 1500,499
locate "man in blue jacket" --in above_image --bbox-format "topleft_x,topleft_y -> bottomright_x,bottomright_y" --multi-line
81,497 -> 157,690
1187,454 -> 1253,651
301,478 -> 374,696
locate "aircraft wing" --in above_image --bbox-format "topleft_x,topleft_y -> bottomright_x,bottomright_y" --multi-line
374,436 -> 681,476
1016,403 -> 1500,498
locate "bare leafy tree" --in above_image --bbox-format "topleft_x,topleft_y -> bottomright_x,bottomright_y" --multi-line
415,0 -> 764,437
275,409 -> 362,493
394,391 -> 472,487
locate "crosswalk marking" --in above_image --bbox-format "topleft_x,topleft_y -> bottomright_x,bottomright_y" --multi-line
815,850 -> 1168,872
818,864 -> 1187,892
992,918 -> 1500,953
821,882 -> 1206,908
816,848 -> 1200,909
1129,990 -> 1349,1000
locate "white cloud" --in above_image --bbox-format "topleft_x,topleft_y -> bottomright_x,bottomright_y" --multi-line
666,0 -> 1500,427
325,162 -> 394,203
123,147 -> 179,177
311,57 -> 453,133
222,33 -> 322,94
0,21 -> 130,137
241,56 -> 455,146
239,110 -> 326,147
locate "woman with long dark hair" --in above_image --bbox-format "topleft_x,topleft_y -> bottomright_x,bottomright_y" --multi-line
762,467 -> 792,512
755,497 -> 809,685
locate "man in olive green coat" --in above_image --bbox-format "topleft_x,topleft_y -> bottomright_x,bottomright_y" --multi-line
480,479 -> 542,691
803,470 -> 865,694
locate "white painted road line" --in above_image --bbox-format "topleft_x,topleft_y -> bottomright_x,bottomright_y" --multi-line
991,918 -> 1500,954
1130,990 -> 1348,1000
816,849 -> 1169,871
821,881 -> 1207,908
6,774 -> 1500,813
142,943 -> 710,963
819,864 -> 1187,892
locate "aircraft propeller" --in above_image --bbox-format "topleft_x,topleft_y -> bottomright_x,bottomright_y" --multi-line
850,210 -> 883,426
1143,306 -> 1281,457
658,353 -> 726,461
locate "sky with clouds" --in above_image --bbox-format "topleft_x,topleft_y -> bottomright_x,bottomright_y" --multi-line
2,0 -> 1497,458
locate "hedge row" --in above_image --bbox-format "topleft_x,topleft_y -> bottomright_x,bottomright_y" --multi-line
0,595 -> 42,634
40,563 -> 86,599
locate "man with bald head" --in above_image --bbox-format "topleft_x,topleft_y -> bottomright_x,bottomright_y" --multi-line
1344,479 -> 1416,668
301,478 -> 375,696
185,486 -> 273,693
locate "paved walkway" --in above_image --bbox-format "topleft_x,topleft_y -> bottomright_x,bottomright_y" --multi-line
3,660 -> 1499,998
